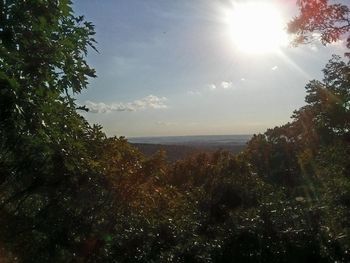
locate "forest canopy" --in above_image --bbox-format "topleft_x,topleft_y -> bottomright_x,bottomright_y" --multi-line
0,0 -> 349,262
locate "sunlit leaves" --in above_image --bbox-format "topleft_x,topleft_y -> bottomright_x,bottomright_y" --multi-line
288,0 -> 350,47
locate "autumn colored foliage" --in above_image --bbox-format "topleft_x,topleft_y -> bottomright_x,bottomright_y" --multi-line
0,0 -> 349,262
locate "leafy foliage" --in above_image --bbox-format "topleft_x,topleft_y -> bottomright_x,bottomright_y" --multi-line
288,0 -> 350,59
0,0 -> 350,262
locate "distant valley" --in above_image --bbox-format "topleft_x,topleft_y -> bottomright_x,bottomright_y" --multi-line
128,135 -> 252,161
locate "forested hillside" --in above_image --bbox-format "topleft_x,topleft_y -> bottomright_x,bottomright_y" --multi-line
131,143 -> 246,162
0,0 -> 349,262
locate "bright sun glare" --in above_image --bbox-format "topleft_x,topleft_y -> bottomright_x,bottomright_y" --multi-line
229,2 -> 288,54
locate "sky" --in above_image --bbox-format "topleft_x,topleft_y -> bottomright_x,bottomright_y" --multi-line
73,0 -> 347,137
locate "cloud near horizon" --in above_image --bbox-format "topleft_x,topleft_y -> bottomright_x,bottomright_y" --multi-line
85,95 -> 168,113
155,121 -> 178,126
208,84 -> 217,90
208,81 -> 234,91
221,81 -> 233,89
187,90 -> 202,95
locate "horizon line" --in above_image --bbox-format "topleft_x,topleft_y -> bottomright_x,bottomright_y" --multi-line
126,134 -> 254,139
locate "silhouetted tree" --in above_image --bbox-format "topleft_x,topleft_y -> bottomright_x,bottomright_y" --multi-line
288,0 -> 350,53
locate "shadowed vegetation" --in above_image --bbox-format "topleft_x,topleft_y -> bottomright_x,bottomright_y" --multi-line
0,0 -> 349,262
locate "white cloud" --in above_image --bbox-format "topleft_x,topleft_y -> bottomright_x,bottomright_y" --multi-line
221,81 -> 233,89
208,81 -> 235,91
187,90 -> 201,95
208,84 -> 217,90
271,66 -> 278,71
155,121 -> 177,126
241,78 -> 246,81
86,95 -> 168,113
329,39 -> 346,49
309,44 -> 319,52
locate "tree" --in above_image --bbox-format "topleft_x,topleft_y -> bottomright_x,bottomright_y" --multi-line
0,1 -> 107,261
0,0 -> 96,135
288,0 -> 350,53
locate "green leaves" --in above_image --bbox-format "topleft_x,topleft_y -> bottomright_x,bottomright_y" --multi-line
1,0 -> 350,262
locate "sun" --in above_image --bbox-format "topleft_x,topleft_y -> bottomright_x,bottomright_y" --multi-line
229,2 -> 288,54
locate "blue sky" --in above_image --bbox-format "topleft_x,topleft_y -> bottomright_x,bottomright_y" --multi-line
73,0 -> 347,137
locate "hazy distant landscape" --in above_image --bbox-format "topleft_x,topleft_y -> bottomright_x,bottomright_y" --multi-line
129,135 -> 251,161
